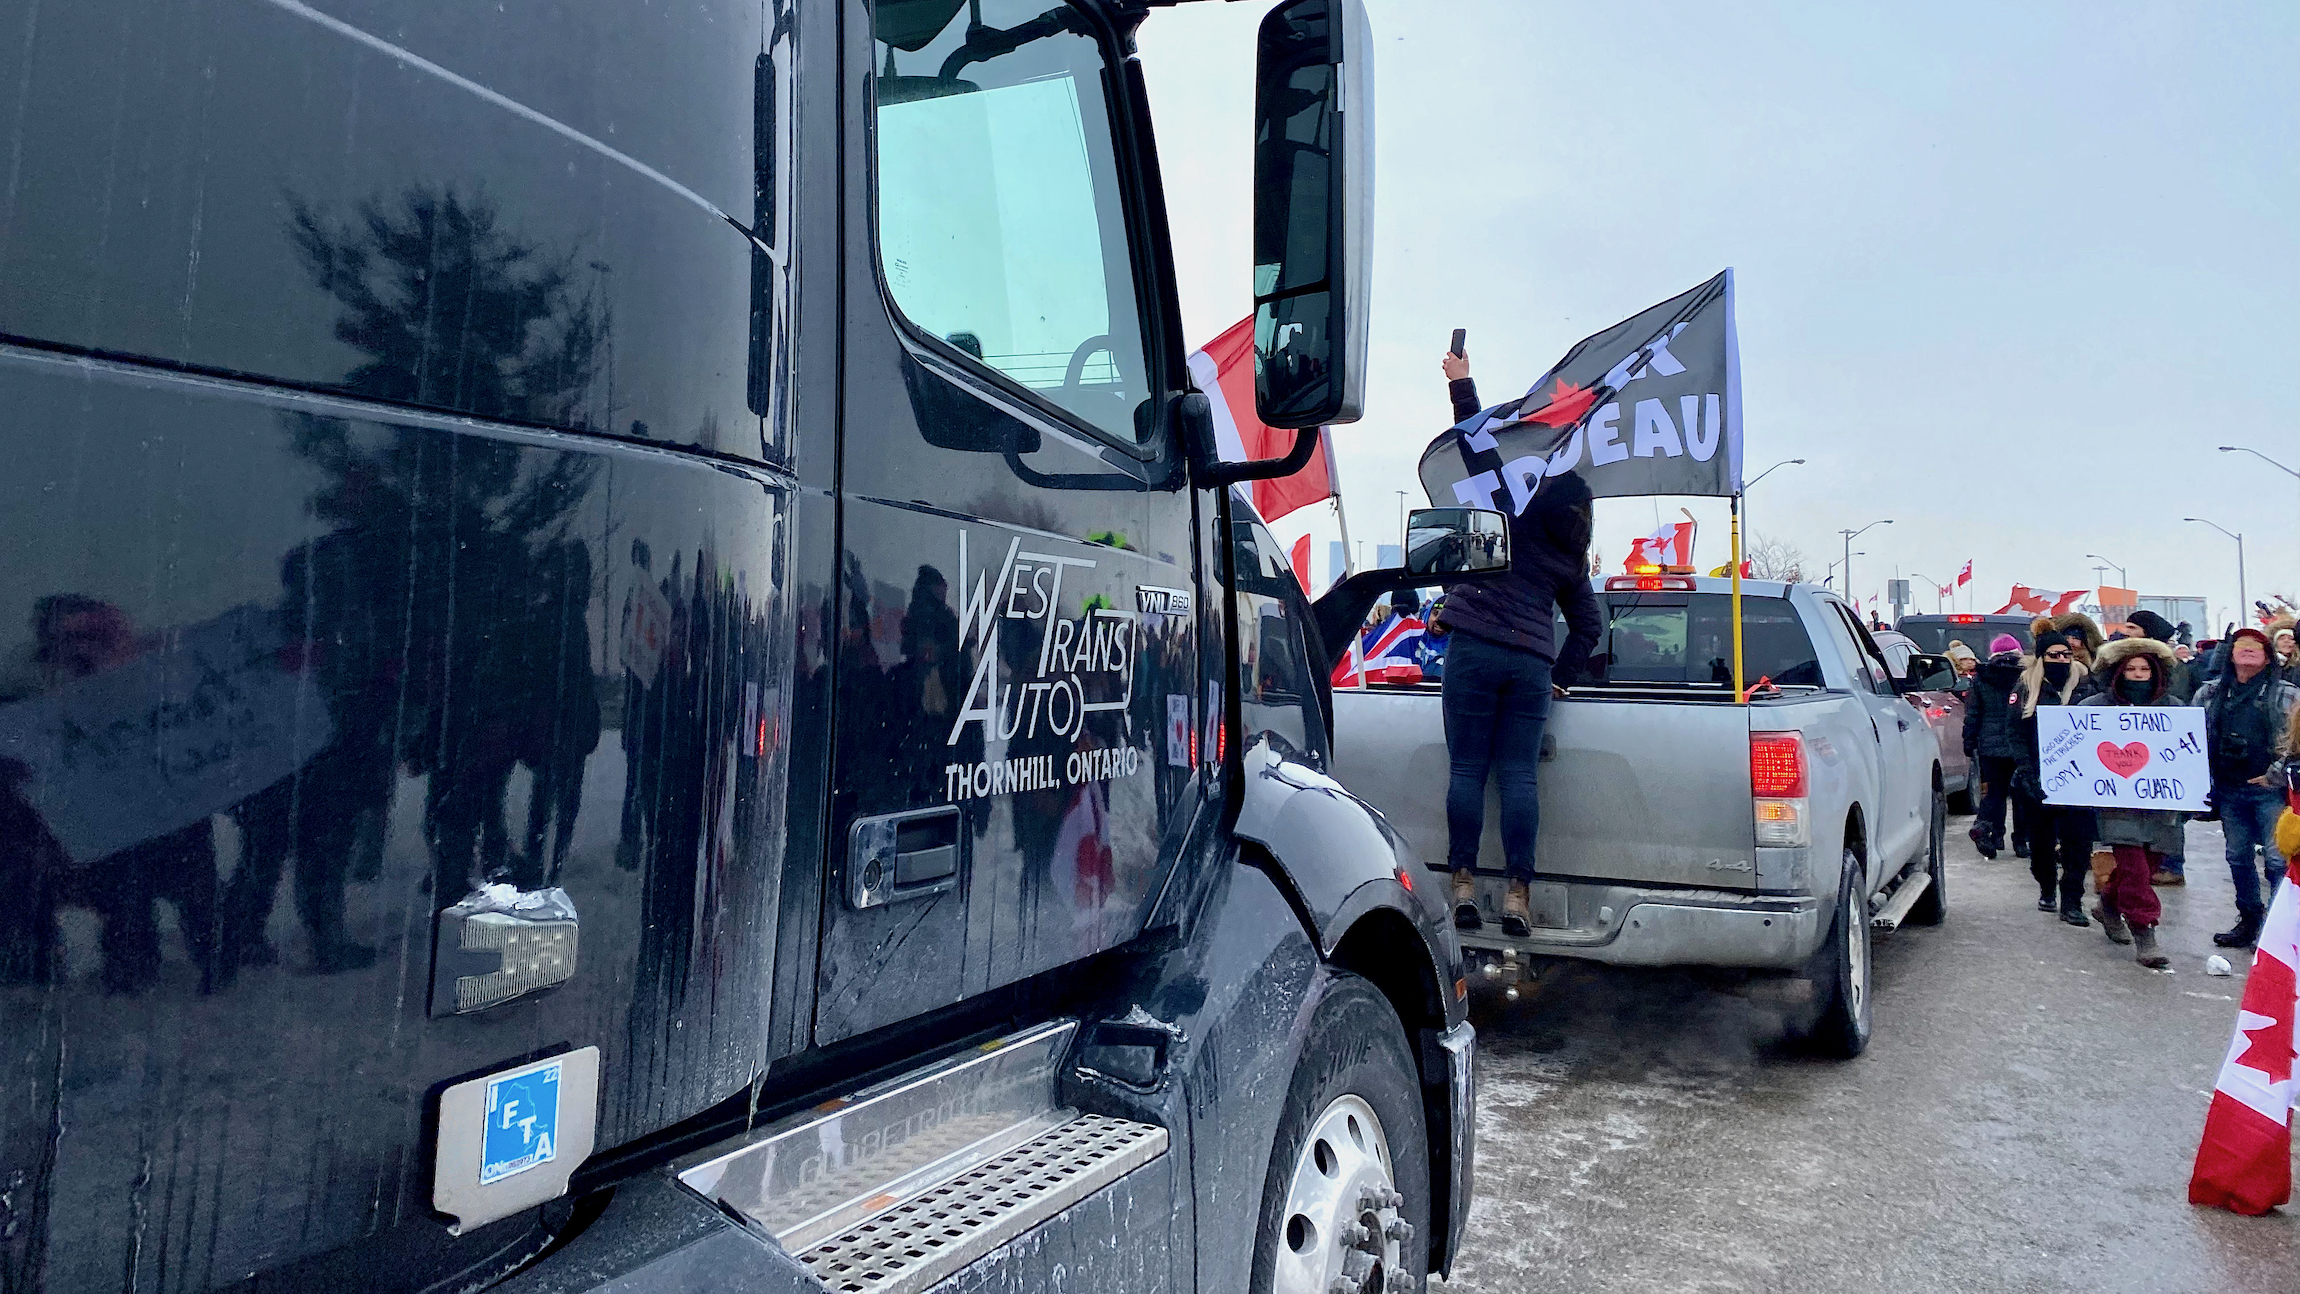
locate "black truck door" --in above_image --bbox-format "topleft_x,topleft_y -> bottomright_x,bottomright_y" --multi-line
816,0 -> 1199,1042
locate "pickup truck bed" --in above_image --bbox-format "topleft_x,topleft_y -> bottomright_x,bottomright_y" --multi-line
1328,579 -> 1947,982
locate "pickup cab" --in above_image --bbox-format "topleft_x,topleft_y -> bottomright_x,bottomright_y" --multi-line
1328,576 -> 1951,1057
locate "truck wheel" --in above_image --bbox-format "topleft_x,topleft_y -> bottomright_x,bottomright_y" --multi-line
1906,785 -> 1947,926
1251,974 -> 1431,1294
1796,850 -> 1872,1059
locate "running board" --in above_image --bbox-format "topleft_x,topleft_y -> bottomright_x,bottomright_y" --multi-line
1871,872 -> 1932,932
675,1020 -> 1167,1294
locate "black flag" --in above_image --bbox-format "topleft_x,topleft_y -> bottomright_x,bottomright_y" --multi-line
1419,270 -> 1742,514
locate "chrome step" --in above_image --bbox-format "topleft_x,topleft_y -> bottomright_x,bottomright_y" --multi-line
1871,871 -> 1931,931
673,1019 -> 1168,1291
799,1113 -> 1166,1294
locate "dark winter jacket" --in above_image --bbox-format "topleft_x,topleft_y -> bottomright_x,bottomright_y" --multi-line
2193,666 -> 2300,788
1961,651 -> 2025,758
2009,656 -> 2087,792
1435,377 -> 1604,684
2078,638 -> 2189,854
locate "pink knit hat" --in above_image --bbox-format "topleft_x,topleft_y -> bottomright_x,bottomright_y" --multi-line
1988,634 -> 2021,654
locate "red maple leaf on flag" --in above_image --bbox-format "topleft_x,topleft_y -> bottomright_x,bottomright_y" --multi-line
1519,378 -> 1599,428
2232,953 -> 2295,1085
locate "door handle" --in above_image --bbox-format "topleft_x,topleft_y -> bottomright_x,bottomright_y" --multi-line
849,806 -> 962,909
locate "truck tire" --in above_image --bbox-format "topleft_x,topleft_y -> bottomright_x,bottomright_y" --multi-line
1906,784 -> 1948,926
1250,974 -> 1431,1294
1795,850 -> 1872,1059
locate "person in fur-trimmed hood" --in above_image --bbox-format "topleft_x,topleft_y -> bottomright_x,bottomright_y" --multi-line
2009,628 -> 2097,924
2075,637 -> 2184,968
2033,611 -> 2106,669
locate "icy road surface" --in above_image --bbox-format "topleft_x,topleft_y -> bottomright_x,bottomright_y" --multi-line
1440,817 -> 2294,1294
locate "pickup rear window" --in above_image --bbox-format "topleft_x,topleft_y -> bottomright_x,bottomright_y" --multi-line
1564,593 -> 1823,688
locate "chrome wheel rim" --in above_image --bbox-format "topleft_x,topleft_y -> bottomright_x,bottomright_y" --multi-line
1272,1093 -> 1404,1294
1845,882 -> 1870,1026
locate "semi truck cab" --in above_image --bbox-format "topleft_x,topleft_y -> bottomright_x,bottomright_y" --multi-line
0,2 -> 1480,1291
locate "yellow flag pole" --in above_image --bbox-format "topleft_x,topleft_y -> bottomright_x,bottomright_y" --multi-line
1731,494 -> 1746,702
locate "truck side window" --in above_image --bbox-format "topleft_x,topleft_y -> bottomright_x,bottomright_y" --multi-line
872,0 -> 1153,444
1231,508 -> 1327,759
1821,603 -> 1889,694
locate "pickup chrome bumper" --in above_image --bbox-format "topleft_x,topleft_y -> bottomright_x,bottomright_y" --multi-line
1459,884 -> 1827,970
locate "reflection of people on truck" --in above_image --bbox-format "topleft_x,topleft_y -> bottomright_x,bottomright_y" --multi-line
515,539 -> 603,889
3,595 -> 222,993
891,565 -> 976,804
222,493 -> 407,979
1434,352 -> 1603,937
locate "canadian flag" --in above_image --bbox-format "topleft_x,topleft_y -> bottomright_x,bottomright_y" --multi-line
1188,318 -> 1338,524
1995,585 -> 2085,616
2189,875 -> 2298,1215
1956,560 -> 1973,588
1624,518 -> 1696,572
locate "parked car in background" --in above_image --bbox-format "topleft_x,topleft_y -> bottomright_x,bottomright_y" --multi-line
1875,629 -> 1974,809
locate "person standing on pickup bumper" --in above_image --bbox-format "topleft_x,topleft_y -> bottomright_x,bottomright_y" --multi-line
1964,633 -> 2028,859
2195,627 -> 2297,949
1436,351 -> 1604,937
2010,629 -> 2095,926
2075,638 -> 2186,969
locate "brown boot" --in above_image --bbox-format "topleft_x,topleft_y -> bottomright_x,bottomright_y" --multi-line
2131,925 -> 2169,970
1452,870 -> 1481,931
1501,880 -> 1532,937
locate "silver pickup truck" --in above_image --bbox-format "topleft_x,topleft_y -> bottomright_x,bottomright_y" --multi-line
1329,575 -> 1953,1057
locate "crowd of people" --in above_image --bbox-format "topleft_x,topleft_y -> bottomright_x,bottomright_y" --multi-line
1956,610 -> 2300,968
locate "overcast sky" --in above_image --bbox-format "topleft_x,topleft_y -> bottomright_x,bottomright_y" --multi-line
1138,0 -> 2297,631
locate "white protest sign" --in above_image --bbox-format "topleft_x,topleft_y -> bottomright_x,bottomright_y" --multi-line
2037,705 -> 2208,812
0,603 -> 336,864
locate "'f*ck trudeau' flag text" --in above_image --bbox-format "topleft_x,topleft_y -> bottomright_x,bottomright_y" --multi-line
1419,271 -> 1743,514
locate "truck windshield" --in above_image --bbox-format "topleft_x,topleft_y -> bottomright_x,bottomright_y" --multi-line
1570,593 -> 1824,688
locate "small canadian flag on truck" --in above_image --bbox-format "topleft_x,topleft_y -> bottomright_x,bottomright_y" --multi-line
2189,874 -> 2298,1214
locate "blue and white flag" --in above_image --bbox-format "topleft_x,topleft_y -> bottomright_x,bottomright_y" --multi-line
1419,271 -> 1743,513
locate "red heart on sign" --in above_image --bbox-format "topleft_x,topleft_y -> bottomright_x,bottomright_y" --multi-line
2097,741 -> 2150,778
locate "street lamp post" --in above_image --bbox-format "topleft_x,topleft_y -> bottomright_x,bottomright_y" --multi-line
1738,459 -> 1804,554
2084,554 -> 2127,587
2219,445 -> 2299,558
1825,552 -> 1865,592
1838,520 -> 1892,606
1911,572 -> 1946,614
2184,518 -> 2245,631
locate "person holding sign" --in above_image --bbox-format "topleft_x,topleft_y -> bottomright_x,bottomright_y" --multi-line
2009,629 -> 2097,925
2074,638 -> 2188,969
2195,627 -> 2298,949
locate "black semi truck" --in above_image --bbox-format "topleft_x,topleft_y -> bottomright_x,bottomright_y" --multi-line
0,2 -> 1490,1291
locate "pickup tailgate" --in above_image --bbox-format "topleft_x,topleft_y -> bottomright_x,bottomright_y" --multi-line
1330,687 -> 1758,890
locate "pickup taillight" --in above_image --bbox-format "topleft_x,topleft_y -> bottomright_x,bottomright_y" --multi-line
1751,731 -> 1811,848
1750,732 -> 1808,797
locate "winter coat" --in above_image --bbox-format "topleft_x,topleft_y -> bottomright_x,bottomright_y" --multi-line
2193,666 -> 2300,790
1961,651 -> 2025,758
2077,638 -> 2188,855
1435,377 -> 1604,684
2009,656 -> 2088,797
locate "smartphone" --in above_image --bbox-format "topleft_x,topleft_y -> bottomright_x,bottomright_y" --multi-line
1449,328 -> 1467,357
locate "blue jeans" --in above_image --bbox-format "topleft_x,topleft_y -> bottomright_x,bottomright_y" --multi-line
2217,781 -> 2288,915
1441,631 -> 1553,880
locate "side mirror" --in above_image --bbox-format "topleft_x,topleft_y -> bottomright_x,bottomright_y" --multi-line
1252,0 -> 1373,430
1405,507 -> 1509,578
1309,508 -> 1506,667
1901,653 -> 1958,693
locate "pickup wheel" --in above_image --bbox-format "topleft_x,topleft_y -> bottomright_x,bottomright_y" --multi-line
1906,784 -> 1948,926
1251,974 -> 1431,1294
1795,850 -> 1872,1059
